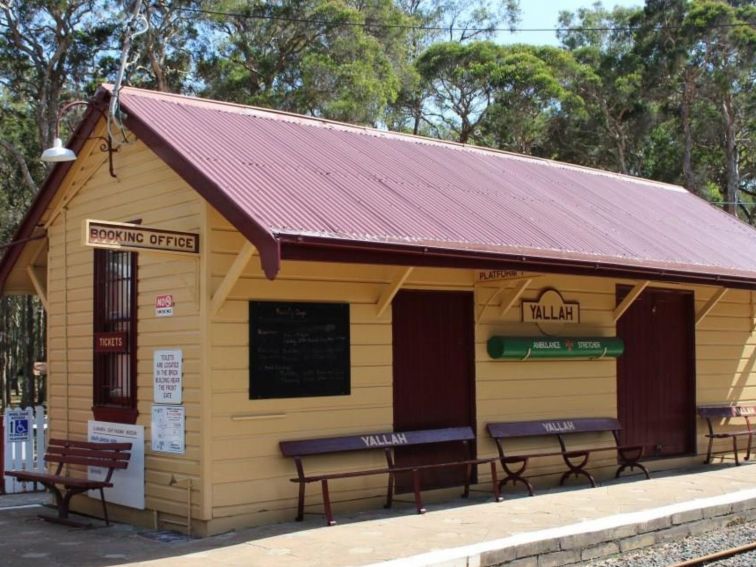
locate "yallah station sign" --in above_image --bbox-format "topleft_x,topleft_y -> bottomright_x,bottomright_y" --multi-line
83,219 -> 199,254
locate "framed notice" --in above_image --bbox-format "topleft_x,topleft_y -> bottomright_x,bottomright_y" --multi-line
153,349 -> 182,404
151,405 -> 185,454
249,301 -> 350,399
88,421 -> 145,509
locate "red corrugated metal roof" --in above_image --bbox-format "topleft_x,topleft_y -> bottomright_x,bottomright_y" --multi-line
3,85 -> 756,292
114,86 -> 756,284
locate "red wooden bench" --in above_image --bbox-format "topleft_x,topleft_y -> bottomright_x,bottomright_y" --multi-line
279,426 -> 501,526
4,438 -> 131,527
698,405 -> 754,465
487,417 -> 649,495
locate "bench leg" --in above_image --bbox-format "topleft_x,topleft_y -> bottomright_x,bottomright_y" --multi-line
732,437 -> 740,466
99,488 -> 110,526
616,447 -> 650,480
499,458 -> 534,496
39,486 -> 94,528
705,435 -> 714,464
560,452 -> 595,487
462,463 -> 472,499
321,479 -> 336,526
616,462 -> 651,480
746,434 -> 753,461
490,461 -> 503,502
385,471 -> 394,509
296,481 -> 306,521
412,469 -> 425,514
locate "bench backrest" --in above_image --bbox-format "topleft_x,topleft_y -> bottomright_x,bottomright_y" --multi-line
280,426 -> 475,458
697,405 -> 756,419
46,439 -> 132,480
487,417 -> 620,440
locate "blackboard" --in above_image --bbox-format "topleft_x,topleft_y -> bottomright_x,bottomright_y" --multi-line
249,301 -> 350,399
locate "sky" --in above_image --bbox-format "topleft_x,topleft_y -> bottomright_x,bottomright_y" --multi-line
499,0 -> 644,45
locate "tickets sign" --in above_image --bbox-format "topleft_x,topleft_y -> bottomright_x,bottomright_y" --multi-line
94,331 -> 128,353
83,219 -> 199,255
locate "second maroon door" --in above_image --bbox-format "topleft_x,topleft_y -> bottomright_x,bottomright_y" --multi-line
616,286 -> 696,458
392,290 -> 476,491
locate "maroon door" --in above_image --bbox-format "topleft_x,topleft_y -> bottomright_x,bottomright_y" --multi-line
392,290 -> 476,491
617,287 -> 695,458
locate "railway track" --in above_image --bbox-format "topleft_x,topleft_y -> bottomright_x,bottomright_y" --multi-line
587,520 -> 756,567
668,541 -> 756,566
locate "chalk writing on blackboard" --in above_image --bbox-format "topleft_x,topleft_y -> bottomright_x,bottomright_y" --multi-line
249,301 -> 350,399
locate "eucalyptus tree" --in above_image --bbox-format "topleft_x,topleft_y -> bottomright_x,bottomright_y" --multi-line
481,45 -> 585,155
196,0 -> 409,124
556,4 -> 649,175
414,40 -> 501,142
0,1 -> 117,159
681,0 -> 755,216
387,0 -> 519,135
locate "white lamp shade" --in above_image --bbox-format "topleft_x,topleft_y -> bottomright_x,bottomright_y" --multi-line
40,138 -> 77,162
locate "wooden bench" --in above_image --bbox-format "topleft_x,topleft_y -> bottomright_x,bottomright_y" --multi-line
698,405 -> 754,465
279,426 -> 501,525
4,438 -> 132,527
487,418 -> 649,495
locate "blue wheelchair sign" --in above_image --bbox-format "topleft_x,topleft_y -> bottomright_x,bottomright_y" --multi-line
9,417 -> 30,441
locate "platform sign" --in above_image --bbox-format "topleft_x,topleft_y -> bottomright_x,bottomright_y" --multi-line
88,421 -> 145,509
6,409 -> 31,441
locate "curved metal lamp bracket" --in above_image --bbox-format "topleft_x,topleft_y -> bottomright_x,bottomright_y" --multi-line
56,100 -> 118,178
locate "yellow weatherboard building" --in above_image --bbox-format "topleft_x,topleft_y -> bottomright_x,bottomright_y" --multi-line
1,85 -> 755,536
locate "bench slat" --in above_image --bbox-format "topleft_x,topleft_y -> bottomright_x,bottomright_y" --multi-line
46,446 -> 131,462
46,454 -> 130,469
48,439 -> 132,451
697,405 -> 756,418
280,426 -> 474,457
5,471 -> 112,489
487,418 -> 620,439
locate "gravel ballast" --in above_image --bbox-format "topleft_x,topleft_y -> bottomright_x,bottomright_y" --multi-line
586,520 -> 756,566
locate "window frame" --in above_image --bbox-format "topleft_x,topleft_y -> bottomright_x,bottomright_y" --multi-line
92,248 -> 138,424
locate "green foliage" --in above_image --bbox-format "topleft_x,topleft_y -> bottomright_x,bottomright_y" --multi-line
196,0 -> 407,124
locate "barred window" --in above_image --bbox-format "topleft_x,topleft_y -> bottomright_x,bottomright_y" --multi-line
93,249 -> 137,424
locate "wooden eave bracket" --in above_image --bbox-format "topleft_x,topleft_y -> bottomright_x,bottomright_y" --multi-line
25,239 -> 48,309
499,278 -> 533,318
475,278 -> 532,324
376,267 -> 413,317
26,266 -> 48,310
209,241 -> 255,318
612,280 -> 650,323
695,287 -> 728,327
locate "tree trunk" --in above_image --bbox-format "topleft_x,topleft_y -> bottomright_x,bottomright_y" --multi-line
722,92 -> 739,216
1,299 -> 8,411
22,296 -> 35,408
681,71 -> 697,195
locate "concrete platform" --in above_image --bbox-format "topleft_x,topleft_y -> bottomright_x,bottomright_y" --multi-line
0,463 -> 754,567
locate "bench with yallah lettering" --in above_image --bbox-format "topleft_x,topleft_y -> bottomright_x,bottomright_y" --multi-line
487,417 -> 650,496
279,427 -> 501,525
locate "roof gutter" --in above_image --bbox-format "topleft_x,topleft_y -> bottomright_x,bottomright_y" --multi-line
278,235 -> 756,291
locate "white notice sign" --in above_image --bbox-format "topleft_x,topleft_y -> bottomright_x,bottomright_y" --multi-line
151,405 -> 185,454
88,421 -> 145,509
153,349 -> 182,403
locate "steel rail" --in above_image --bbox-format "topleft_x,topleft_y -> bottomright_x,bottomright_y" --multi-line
667,541 -> 756,566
